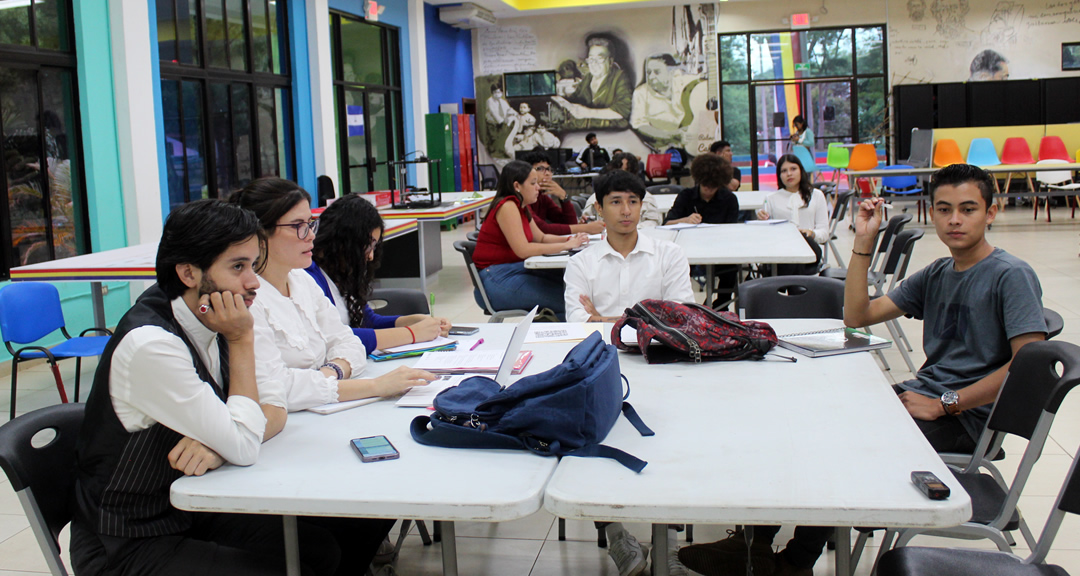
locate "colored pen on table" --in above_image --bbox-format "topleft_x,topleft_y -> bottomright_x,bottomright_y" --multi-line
470,339 -> 484,351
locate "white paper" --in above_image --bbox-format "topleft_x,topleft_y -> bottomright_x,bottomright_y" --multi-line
746,219 -> 788,225
307,397 -> 379,415
658,222 -> 702,230
396,374 -> 483,407
619,325 -> 639,346
376,336 -> 457,355
525,323 -> 588,343
412,349 -> 507,372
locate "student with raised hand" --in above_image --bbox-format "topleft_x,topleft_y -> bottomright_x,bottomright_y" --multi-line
71,200 -> 340,576
678,164 -> 1047,576
565,170 -> 694,323
472,160 -> 588,320
306,193 -> 450,354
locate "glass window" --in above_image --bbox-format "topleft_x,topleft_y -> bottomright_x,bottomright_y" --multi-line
720,84 -> 750,153
857,77 -> 886,144
339,18 -> 384,85
719,35 -> 748,82
159,0 -> 293,205
157,0 -> 178,63
855,27 -> 884,75
36,0 -> 70,52
801,29 -> 852,78
0,3 -> 31,47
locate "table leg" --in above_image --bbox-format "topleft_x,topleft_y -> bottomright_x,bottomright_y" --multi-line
439,521 -> 458,576
771,264 -> 779,276
704,264 -> 714,306
91,282 -> 106,328
652,523 -> 669,576
833,527 -> 851,576
417,224 -> 428,297
283,515 -> 300,576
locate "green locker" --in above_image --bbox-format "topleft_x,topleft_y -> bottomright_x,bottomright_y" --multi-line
426,113 -> 456,193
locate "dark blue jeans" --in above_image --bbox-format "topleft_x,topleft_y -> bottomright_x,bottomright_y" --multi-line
476,261 -> 566,320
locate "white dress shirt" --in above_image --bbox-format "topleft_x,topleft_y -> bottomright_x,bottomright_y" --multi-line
564,233 -> 695,322
109,298 -> 267,466
762,188 -> 830,244
250,269 -> 369,412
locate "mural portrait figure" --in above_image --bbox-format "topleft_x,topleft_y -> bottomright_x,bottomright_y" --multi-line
930,0 -> 970,36
483,82 -> 518,160
630,53 -> 704,151
556,59 -> 583,98
551,35 -> 632,131
907,0 -> 927,22
968,49 -> 1010,80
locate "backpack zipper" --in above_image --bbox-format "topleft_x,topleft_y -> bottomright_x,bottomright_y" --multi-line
635,304 -> 702,362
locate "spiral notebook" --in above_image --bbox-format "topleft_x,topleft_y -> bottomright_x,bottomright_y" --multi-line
778,327 -> 891,358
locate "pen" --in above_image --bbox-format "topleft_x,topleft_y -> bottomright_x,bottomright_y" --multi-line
470,339 -> 484,351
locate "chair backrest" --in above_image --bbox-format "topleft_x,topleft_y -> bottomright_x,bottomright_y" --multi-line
791,145 -> 817,174
478,164 -> 499,190
453,240 -> 495,315
1000,137 -> 1036,164
1034,159 -> 1073,185
966,138 -> 1002,167
986,340 -> 1080,440
646,184 -> 683,195
645,154 -> 671,178
881,228 -> 924,290
871,213 -> 913,274
932,138 -> 964,167
368,288 -> 430,316
825,143 -> 850,169
0,283 -> 67,345
317,175 -> 336,206
906,129 -> 934,168
848,144 -> 878,171
880,165 -> 920,191
737,276 -> 845,320
1044,308 -> 1064,340
829,189 -> 856,226
0,403 -> 85,576
1038,135 -> 1073,162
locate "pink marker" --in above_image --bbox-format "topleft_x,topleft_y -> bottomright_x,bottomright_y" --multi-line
470,338 -> 484,351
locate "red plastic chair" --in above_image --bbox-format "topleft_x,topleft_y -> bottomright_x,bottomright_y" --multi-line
1000,137 -> 1036,195
1038,136 -> 1073,162
645,153 -> 672,184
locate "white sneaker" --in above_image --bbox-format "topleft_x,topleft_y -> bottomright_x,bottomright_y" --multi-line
608,529 -> 650,576
667,528 -> 689,576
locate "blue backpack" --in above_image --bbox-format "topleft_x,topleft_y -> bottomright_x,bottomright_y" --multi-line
409,332 -> 654,472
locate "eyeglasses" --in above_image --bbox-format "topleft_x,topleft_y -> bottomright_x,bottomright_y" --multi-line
275,218 -> 319,240
534,166 -> 553,173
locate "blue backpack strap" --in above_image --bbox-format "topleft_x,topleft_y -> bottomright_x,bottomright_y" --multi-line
564,443 -> 648,473
410,415 -> 528,451
622,402 -> 654,437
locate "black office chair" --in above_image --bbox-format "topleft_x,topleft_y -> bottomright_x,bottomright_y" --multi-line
453,240 -> 530,323
1044,308 -> 1064,340
478,165 -> 499,191
0,403 -> 85,576
646,184 -> 684,196
822,189 -> 856,269
737,276 -> 846,320
822,213 -> 912,281
368,289 -> 430,316
317,175 -> 336,206
466,230 -> 480,242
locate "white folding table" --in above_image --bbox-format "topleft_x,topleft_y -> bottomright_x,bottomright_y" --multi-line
544,318 -> 972,576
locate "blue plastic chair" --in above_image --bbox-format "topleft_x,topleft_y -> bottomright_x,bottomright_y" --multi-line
966,138 -> 1002,167
881,165 -> 927,223
0,283 -> 112,420
791,145 -> 818,180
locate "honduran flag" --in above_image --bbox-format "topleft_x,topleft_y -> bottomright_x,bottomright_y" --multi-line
347,105 -> 364,137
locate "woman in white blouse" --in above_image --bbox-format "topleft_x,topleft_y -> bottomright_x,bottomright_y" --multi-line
757,154 -> 828,273
231,178 -> 435,413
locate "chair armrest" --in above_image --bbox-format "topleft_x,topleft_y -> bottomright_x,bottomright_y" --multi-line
79,328 -> 113,337
13,345 -> 57,363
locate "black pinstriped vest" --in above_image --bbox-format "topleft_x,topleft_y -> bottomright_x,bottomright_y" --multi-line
74,285 -> 229,538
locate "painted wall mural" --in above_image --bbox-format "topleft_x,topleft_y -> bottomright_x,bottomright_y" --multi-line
474,4 -> 719,168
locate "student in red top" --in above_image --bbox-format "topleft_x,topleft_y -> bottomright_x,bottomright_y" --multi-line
472,160 -> 588,320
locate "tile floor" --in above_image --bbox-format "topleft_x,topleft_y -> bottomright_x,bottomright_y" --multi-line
1,202 -> 1079,575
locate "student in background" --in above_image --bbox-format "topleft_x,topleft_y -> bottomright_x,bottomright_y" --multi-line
70,200 -> 337,576
306,193 -> 451,355
757,154 -> 829,274
789,115 -> 814,150
521,150 -> 605,235
472,160 -> 588,320
709,140 -> 742,191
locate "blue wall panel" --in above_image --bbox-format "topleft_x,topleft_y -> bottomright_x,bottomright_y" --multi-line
424,3 -> 474,114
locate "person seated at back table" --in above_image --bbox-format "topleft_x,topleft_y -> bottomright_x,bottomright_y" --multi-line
677,164 -> 1048,576
757,154 -> 829,275
664,153 -> 740,308
70,200 -> 342,576
580,154 -> 663,227
520,150 -> 605,236
472,160 -> 589,320
709,140 -> 742,192
305,193 -> 451,355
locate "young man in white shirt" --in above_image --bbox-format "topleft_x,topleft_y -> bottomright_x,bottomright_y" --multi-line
565,169 -> 695,324
71,200 -> 337,576
562,170 -> 695,576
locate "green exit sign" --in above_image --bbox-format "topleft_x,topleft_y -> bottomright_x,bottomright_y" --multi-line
794,63 -> 810,72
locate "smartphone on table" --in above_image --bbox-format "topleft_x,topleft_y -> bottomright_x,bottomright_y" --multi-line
351,435 -> 400,462
449,326 -> 480,336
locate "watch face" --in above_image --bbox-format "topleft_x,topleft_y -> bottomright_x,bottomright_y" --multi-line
942,391 -> 959,405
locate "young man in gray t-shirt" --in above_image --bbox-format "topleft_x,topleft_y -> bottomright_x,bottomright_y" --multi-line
678,164 -> 1048,576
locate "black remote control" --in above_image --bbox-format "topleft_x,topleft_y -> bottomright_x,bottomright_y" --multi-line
911,471 -> 950,500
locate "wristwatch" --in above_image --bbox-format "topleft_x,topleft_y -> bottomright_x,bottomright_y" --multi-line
940,390 -> 961,416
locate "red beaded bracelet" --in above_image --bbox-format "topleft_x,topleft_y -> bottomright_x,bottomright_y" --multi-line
405,325 -> 416,344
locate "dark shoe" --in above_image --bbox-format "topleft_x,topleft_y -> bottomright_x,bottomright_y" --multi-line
771,552 -> 813,576
678,530 -> 775,576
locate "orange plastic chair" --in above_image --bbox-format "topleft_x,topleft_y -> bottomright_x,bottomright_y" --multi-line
846,144 -> 880,193
1038,136 -> 1073,162
1001,137 -> 1036,195
932,139 -> 964,167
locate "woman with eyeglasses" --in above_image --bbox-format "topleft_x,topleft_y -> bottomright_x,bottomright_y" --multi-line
305,193 -> 450,354
229,177 -> 434,575
230,177 -> 435,412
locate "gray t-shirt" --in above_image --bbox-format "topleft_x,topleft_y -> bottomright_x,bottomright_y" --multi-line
887,247 -> 1046,440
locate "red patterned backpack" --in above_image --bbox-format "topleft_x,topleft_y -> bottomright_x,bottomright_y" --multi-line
612,300 -> 778,364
